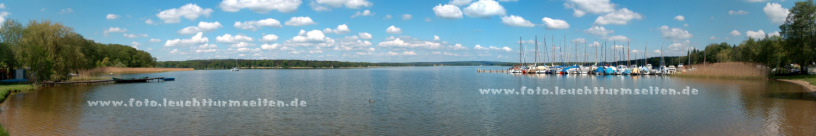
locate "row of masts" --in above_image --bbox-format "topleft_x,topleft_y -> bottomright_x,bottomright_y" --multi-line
517,36 -> 670,67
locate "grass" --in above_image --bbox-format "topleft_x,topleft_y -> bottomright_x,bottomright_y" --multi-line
774,75 -> 816,86
677,62 -> 768,80
0,84 -> 34,136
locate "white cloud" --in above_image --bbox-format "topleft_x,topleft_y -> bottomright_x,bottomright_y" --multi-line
606,35 -> 628,42
351,9 -> 373,18
764,2 -> 789,25
729,10 -> 748,15
709,36 -> 717,40
402,51 -> 417,55
425,17 -> 432,22
501,15 -> 535,27
377,36 -> 441,49
261,34 -> 279,42
657,25 -> 692,41
145,19 -> 155,25
768,31 -> 780,37
564,0 -> 615,17
230,42 -> 256,48
384,14 -> 392,19
196,43 -> 218,53
59,8 -> 73,14
284,16 -> 317,26
178,21 -> 223,34
261,43 -> 280,50
463,0 -> 506,17
165,32 -> 209,47
216,34 -> 254,43
474,44 -> 512,52
130,41 -> 140,49
149,38 -> 162,42
219,0 -> 302,13
746,0 -> 768,2
333,35 -> 373,51
449,0 -> 473,6
323,24 -> 351,34
402,14 -> 412,20
284,29 -> 335,47
674,15 -> 685,21
0,3 -> 5,9
572,38 -> 586,44
584,26 -> 613,36
730,30 -> 741,37
541,17 -> 569,29
156,3 -> 213,23
453,43 -> 467,50
311,0 -> 372,10
746,29 -> 766,39
124,33 -> 148,38
103,27 -> 127,36
386,25 -> 402,34
594,8 -> 642,25
358,32 -> 372,39
234,18 -> 282,31
433,4 -> 463,19
106,14 -> 120,20
434,35 -> 440,41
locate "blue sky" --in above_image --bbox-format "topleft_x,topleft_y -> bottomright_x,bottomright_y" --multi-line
0,0 -> 794,62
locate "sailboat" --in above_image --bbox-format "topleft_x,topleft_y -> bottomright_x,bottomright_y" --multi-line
231,59 -> 240,71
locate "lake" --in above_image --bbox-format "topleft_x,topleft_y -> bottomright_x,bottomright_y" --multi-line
2,66 -> 816,135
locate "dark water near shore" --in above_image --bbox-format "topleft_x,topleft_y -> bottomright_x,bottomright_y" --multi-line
2,66 -> 816,135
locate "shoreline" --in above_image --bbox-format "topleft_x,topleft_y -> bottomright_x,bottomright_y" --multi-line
777,79 -> 816,92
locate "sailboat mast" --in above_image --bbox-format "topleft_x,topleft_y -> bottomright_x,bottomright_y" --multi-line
519,37 -> 523,66
535,35 -> 539,66
627,40 -> 630,66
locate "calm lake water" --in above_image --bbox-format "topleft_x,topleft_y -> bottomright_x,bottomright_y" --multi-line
2,66 -> 816,135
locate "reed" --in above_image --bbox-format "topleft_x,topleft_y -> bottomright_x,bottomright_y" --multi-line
78,67 -> 194,76
677,62 -> 768,80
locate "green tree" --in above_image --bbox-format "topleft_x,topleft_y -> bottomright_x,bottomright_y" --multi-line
780,0 -> 816,71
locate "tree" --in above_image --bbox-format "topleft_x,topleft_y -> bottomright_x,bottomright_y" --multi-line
780,0 -> 816,71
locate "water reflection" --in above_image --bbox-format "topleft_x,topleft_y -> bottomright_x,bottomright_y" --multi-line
0,66 -> 814,135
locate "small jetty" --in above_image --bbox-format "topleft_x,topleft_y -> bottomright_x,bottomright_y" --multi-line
43,77 -> 173,85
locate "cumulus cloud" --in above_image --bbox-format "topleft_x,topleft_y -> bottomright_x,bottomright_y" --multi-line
434,35 -> 440,41
351,9 -> 373,18
463,0 -> 506,17
658,25 -> 692,41
384,14 -> 392,19
764,2 -> 789,25
584,26 -> 613,36
501,15 -> 535,27
729,10 -> 748,15
474,44 -> 512,52
674,15 -> 684,21
284,29 -> 335,47
323,24 -> 351,34
333,35 -> 373,51
709,36 -> 717,40
178,21 -> 222,34
124,33 -> 148,38
284,16 -> 317,26
219,0 -> 302,13
564,0 -> 615,17
230,42 -> 256,48
594,8 -> 642,25
730,30 -> 741,37
402,14 -> 412,20
106,14 -> 120,20
216,34 -> 254,43
103,27 -> 127,36
768,31 -> 780,37
572,38 -> 586,44
261,43 -> 280,50
156,3 -> 213,23
311,0 -> 372,10
145,19 -> 156,25
449,0 -> 473,6
234,18 -> 282,31
59,8 -> 73,14
165,32 -> 209,47
195,43 -> 218,53
606,35 -> 628,42
149,38 -> 162,42
386,25 -> 402,34
746,30 -> 766,39
260,34 -> 279,42
358,32 -> 372,39
541,17 -> 569,29
433,4 -> 463,19
378,36 -> 441,49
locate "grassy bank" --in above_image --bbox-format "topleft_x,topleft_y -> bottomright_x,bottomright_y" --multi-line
0,84 -> 34,136
675,62 -> 768,80
774,75 -> 816,92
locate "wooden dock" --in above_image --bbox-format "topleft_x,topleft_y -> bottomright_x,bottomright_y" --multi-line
42,77 -> 167,85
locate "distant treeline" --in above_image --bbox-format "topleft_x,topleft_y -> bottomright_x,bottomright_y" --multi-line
155,60 -> 513,69
0,19 -> 156,81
